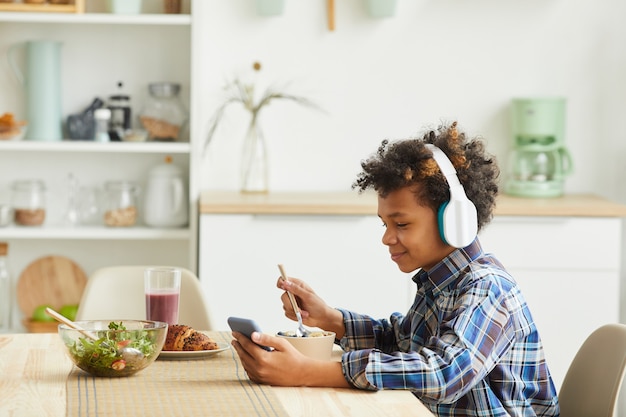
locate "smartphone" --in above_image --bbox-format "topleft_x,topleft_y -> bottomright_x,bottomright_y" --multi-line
227,316 -> 272,351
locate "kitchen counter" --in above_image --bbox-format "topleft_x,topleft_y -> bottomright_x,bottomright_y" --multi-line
199,191 -> 626,217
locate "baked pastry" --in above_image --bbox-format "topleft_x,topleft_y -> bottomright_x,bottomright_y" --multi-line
163,324 -> 219,351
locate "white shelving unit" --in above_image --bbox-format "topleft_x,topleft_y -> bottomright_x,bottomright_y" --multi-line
0,4 -> 198,330
0,12 -> 191,25
0,140 -> 191,153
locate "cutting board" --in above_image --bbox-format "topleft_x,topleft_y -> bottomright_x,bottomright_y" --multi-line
17,256 -> 87,317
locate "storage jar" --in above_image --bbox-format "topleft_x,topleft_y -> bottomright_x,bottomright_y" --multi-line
11,179 -> 46,226
139,82 -> 188,142
103,181 -> 139,227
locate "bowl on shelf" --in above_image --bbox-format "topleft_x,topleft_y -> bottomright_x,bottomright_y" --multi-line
122,129 -> 148,142
277,330 -> 336,361
58,320 -> 167,377
0,124 -> 26,141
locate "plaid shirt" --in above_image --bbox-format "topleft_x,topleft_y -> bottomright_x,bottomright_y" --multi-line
337,239 -> 559,417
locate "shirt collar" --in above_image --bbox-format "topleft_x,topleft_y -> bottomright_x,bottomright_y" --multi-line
412,238 -> 484,292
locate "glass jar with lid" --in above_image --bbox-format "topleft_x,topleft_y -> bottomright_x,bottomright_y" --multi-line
103,181 -> 139,227
139,82 -> 188,142
11,179 -> 46,226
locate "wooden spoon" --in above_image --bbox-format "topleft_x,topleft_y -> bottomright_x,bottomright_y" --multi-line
45,307 -> 145,363
45,307 -> 98,340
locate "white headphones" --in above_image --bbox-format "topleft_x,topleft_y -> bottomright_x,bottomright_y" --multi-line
424,144 -> 478,248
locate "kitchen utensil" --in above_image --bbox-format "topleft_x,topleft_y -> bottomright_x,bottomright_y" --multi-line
66,97 -> 104,140
16,255 -> 87,321
8,40 -> 63,141
45,307 -> 97,340
277,264 -> 310,337
505,97 -> 573,198
143,156 -> 188,227
107,83 -> 131,141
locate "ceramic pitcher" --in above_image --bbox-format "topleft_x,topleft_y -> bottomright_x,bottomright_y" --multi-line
143,156 -> 188,228
8,40 -> 63,141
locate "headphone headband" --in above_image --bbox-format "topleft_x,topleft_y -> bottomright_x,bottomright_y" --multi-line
424,144 -> 467,199
424,144 -> 478,248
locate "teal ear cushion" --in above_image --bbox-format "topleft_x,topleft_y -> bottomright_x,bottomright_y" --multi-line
437,201 -> 448,244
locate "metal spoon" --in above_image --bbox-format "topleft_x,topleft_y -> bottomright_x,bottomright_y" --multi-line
277,264 -> 310,337
45,307 -> 144,364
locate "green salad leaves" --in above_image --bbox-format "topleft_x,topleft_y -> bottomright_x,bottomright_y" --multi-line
66,321 -> 159,377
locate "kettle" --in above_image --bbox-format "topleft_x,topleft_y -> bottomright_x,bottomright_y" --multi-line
143,156 -> 188,228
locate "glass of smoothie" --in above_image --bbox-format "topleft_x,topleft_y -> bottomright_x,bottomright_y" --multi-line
144,267 -> 181,325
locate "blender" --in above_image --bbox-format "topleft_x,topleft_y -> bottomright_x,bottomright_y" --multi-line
505,97 -> 573,198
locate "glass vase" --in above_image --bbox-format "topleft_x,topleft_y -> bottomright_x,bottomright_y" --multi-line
240,118 -> 268,193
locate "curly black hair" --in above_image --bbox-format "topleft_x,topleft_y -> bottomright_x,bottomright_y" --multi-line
352,121 -> 500,231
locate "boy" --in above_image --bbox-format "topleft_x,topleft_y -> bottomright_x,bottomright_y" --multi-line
231,121 -> 559,417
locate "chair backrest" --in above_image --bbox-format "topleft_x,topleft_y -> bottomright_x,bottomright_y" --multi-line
76,265 -> 212,330
558,323 -> 626,417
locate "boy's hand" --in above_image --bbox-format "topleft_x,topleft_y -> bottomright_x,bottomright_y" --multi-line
276,277 -> 345,338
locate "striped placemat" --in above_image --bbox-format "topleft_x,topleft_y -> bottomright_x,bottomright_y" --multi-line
66,332 -> 288,417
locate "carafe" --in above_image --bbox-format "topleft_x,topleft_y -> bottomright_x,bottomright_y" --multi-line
8,40 -> 63,141
143,156 -> 188,228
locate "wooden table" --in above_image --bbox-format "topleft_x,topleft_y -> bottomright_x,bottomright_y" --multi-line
0,332 -> 434,417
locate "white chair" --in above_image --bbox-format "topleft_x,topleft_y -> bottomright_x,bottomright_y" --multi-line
76,265 -> 212,330
558,323 -> 626,417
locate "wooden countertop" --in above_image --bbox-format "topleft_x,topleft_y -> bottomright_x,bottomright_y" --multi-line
199,191 -> 626,217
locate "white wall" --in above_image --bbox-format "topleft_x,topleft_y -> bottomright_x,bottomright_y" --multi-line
195,0 -> 626,201
193,2 -> 626,412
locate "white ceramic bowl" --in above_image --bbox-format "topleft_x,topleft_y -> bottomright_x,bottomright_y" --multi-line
277,330 -> 336,361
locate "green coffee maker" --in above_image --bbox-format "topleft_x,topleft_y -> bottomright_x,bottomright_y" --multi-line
505,97 -> 573,198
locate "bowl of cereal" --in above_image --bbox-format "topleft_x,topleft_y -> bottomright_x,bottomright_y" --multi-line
277,330 -> 336,361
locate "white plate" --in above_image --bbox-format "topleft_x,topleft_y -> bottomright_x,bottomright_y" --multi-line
158,342 -> 230,360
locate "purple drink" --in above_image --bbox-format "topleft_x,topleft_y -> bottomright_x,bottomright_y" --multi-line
146,291 -> 179,325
